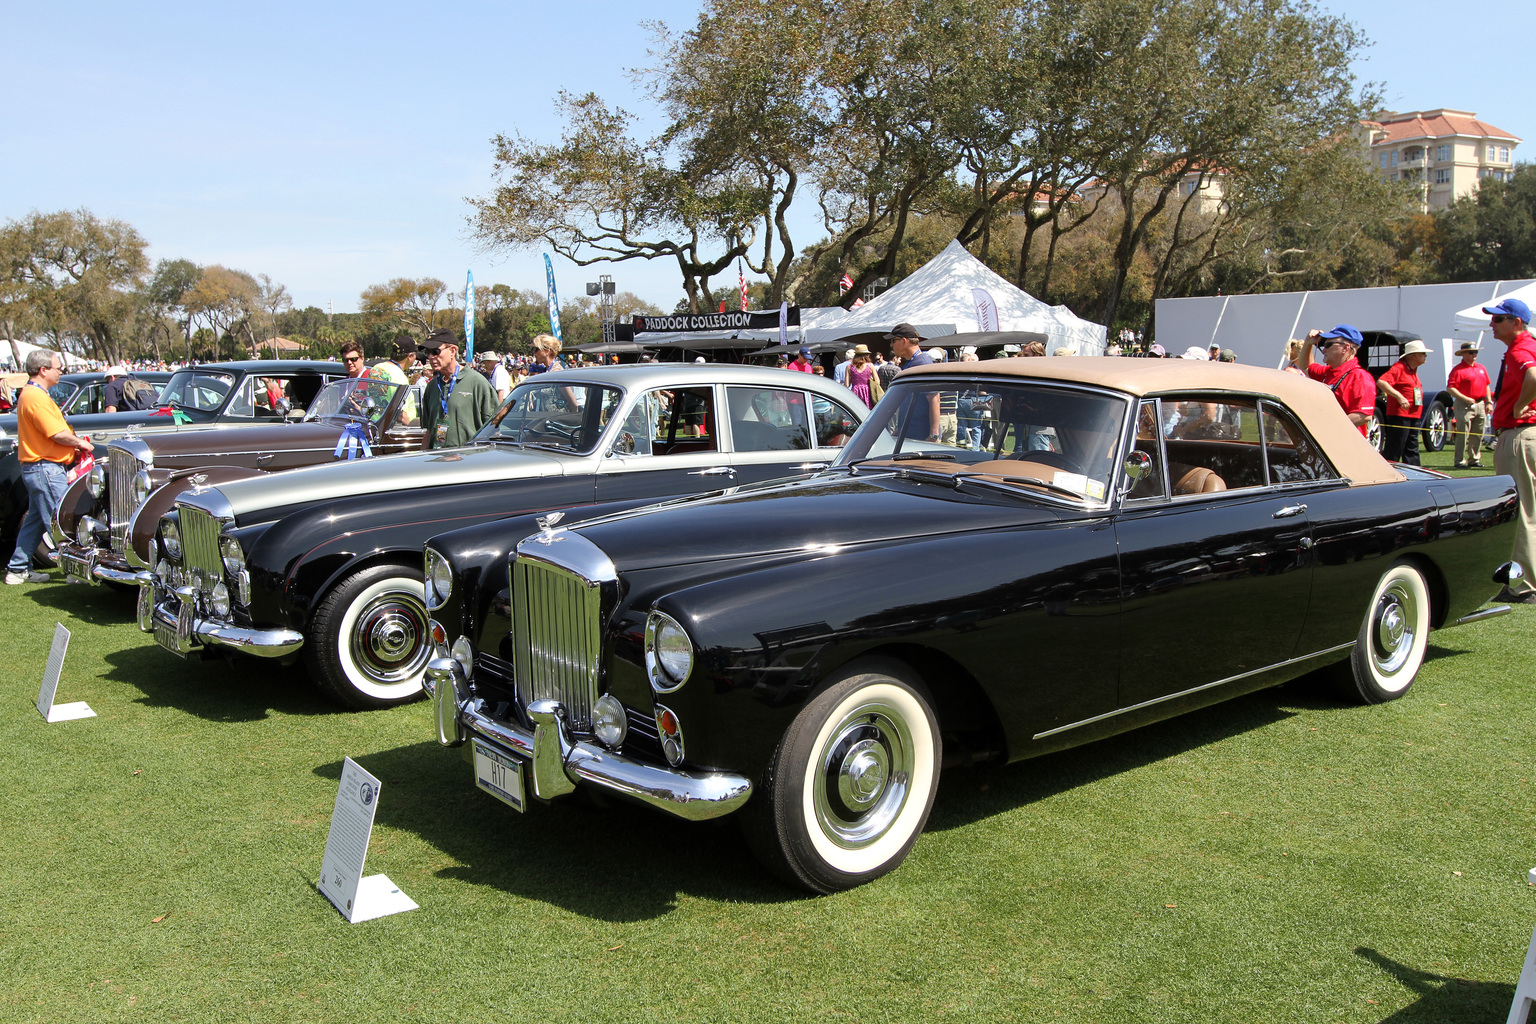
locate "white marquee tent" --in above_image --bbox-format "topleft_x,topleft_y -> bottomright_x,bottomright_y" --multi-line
1453,280 -> 1536,343
3,339 -> 90,371
802,240 -> 1107,354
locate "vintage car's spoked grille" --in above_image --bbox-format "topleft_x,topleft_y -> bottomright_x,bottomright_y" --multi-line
511,556 -> 602,731
108,447 -> 137,552
178,505 -> 223,589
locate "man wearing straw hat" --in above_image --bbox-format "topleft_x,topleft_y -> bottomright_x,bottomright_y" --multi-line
1446,340 -> 1491,468
1376,339 -> 1431,466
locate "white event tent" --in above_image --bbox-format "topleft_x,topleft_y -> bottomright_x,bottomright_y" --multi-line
1453,281 -> 1536,347
801,240 -> 1107,354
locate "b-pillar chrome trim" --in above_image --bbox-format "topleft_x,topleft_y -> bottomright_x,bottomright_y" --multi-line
428,656 -> 752,821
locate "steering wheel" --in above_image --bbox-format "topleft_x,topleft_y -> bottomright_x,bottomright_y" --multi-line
1003,449 -> 1084,475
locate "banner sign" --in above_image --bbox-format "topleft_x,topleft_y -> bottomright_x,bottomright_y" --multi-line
778,302 -> 789,348
463,271 -> 475,364
972,288 -> 999,333
634,308 -> 801,334
543,254 -> 562,342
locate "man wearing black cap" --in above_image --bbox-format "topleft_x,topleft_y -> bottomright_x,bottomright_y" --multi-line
1301,324 -> 1374,437
419,328 -> 497,450
1487,297 -> 1536,602
885,323 -> 940,443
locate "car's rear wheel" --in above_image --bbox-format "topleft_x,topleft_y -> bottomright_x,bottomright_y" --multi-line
1366,411 -> 1384,452
744,661 -> 940,893
1341,561 -> 1430,704
1421,402 -> 1449,452
306,564 -> 431,710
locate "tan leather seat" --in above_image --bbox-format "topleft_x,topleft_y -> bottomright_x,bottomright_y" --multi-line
1174,466 -> 1227,495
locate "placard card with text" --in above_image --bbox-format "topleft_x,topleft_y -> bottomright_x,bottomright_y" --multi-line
36,623 -> 94,723
317,757 -> 417,923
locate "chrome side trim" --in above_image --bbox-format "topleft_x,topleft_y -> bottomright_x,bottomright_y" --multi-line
1454,604 -> 1511,626
432,658 -> 753,821
1032,642 -> 1356,740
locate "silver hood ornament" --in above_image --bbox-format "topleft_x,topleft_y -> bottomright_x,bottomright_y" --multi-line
535,511 -> 566,544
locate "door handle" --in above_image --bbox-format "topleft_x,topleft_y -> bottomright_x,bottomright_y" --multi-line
1272,503 -> 1307,519
257,453 -> 274,466
689,467 -> 737,477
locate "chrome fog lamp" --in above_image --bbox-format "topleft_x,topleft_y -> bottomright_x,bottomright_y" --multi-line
208,581 -> 231,617
86,464 -> 106,498
219,535 -> 245,576
655,704 -> 685,766
592,694 -> 628,749
644,611 -> 694,693
131,469 -> 153,506
450,636 -> 475,678
160,516 -> 182,561
424,547 -> 452,610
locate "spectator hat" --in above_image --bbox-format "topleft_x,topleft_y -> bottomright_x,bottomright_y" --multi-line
883,323 -> 925,342
1181,346 -> 1208,360
419,328 -> 457,352
1484,298 -> 1532,323
1456,340 -> 1480,354
927,347 -> 947,362
481,351 -> 501,362
1319,324 -> 1364,346
1219,348 -> 1237,363
1148,344 -> 1167,357
104,365 -> 126,377
1401,340 -> 1432,357
797,346 -> 813,358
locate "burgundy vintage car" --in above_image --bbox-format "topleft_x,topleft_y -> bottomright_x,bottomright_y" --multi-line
54,376 -> 422,587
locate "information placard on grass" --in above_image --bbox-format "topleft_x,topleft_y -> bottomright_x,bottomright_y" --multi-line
36,623 -> 94,723
317,757 -> 417,923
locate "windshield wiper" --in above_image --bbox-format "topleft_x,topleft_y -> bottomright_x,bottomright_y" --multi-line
958,472 -> 1086,502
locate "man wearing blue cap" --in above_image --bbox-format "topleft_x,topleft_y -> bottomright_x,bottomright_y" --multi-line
1487,297 -> 1536,602
1301,324 -> 1374,437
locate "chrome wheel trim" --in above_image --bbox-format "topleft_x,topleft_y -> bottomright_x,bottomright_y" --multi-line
340,577 -> 431,698
1370,575 -> 1422,690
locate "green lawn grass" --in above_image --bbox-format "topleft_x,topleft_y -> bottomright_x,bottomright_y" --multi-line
2,447 -> 1531,1023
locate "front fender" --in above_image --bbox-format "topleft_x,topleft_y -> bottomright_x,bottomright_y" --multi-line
128,465 -> 266,565
53,471 -> 101,544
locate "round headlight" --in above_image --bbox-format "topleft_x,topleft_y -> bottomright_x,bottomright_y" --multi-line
645,612 -> 694,693
131,470 -> 153,506
77,519 -> 95,547
450,636 -> 475,678
220,535 -> 245,576
592,693 -> 628,749
208,581 -> 231,617
424,547 -> 452,610
86,465 -> 105,498
160,517 -> 181,561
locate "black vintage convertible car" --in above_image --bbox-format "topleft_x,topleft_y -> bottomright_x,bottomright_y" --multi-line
424,356 -> 1521,892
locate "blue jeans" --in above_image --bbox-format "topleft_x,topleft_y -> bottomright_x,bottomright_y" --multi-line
9,460 -> 68,574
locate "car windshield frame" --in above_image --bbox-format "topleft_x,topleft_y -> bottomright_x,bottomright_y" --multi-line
836,376 -> 1133,508
304,378 -> 406,426
472,377 -> 624,455
157,369 -> 238,412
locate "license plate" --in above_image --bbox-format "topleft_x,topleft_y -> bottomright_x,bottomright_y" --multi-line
153,618 -> 187,658
473,740 -> 526,812
62,553 -> 92,585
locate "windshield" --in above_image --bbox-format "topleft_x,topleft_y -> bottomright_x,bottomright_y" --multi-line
473,378 -> 622,454
305,378 -> 405,425
838,378 -> 1130,504
159,369 -> 236,412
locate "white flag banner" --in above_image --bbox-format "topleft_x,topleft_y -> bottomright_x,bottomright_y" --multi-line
972,288 -> 999,333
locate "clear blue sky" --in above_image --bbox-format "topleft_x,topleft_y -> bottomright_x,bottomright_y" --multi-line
2,0 -> 1527,315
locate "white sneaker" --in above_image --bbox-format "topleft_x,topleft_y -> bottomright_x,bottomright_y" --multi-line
5,570 -> 47,585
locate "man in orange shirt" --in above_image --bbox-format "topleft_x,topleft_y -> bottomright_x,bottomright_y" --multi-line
6,350 -> 94,584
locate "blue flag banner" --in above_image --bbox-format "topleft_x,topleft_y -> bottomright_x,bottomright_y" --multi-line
544,254 -> 562,343
333,422 -> 373,460
779,301 -> 789,348
464,271 -> 476,364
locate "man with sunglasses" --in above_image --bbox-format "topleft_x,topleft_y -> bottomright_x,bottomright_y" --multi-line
419,327 -> 496,450
1300,324 -> 1374,437
338,340 -> 368,379
1487,297 -> 1536,602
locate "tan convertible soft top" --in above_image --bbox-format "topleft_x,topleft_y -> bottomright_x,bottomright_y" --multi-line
902,356 -> 1404,486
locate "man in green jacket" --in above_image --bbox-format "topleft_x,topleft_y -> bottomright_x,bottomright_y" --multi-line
419,328 -> 498,450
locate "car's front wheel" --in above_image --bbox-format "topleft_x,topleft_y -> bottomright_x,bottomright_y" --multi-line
306,564 -> 432,710
744,660 -> 941,893
1341,561 -> 1431,704
1366,411 -> 1384,452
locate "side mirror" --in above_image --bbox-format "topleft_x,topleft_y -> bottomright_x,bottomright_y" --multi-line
610,432 -> 636,456
1495,561 -> 1525,585
1123,450 -> 1152,480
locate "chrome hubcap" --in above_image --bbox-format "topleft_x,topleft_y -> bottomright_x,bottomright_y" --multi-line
351,589 -> 429,685
838,739 -> 889,809
815,703 -> 914,850
1373,585 -> 1417,675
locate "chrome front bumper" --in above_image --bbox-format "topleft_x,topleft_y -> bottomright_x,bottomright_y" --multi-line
136,574 -> 305,658
427,656 -> 753,822
58,540 -> 138,587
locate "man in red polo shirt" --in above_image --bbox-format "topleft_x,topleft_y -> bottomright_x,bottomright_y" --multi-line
1447,340 -> 1492,468
1376,339 -> 1431,466
1488,297 -> 1536,602
1300,324 -> 1374,436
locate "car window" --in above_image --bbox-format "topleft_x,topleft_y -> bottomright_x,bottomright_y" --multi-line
1124,400 -> 1169,502
651,386 -> 716,455
62,382 -> 101,415
812,396 -> 860,448
306,378 -> 404,426
726,386 -> 810,451
227,376 -> 256,418
159,370 -> 235,412
477,379 -> 622,454
1260,401 -> 1339,484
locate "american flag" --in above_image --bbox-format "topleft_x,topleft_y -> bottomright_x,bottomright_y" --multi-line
851,297 -> 865,308
739,262 -> 749,311
839,272 -> 854,294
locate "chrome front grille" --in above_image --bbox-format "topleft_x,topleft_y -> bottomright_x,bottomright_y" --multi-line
178,504 -> 223,588
511,554 -> 604,731
108,447 -> 138,551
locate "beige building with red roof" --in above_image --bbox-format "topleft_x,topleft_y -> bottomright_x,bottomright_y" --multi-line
1362,109 -> 1520,211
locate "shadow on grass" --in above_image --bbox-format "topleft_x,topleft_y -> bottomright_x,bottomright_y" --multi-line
102,645 -> 337,722
315,742 -> 800,921
25,577 -> 138,626
1355,947 -> 1514,1023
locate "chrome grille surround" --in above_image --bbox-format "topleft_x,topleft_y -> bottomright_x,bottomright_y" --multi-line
510,530 -> 618,734
174,490 -> 235,602
107,440 -> 152,553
